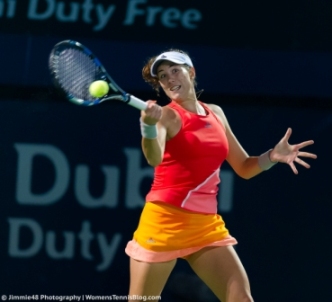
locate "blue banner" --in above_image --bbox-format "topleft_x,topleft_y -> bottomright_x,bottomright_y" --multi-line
1,0 -> 332,52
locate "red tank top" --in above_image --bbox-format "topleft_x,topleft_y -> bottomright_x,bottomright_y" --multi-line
146,100 -> 229,214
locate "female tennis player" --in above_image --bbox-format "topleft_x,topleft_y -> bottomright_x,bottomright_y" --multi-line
125,49 -> 317,302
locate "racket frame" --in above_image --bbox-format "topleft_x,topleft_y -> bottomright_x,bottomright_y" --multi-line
49,40 -> 147,111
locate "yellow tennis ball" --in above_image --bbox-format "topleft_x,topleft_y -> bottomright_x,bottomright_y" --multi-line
89,80 -> 109,98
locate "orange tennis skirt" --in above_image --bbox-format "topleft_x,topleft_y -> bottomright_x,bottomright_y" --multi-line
125,201 -> 237,262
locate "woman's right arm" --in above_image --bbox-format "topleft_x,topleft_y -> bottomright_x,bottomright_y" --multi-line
140,101 -> 167,167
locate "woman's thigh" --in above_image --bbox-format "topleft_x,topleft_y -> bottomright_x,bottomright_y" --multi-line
129,257 -> 176,301
186,246 -> 253,302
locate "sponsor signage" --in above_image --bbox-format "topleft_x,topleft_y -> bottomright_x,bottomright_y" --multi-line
1,0 -> 331,51
0,0 -> 204,42
1,1 -> 332,98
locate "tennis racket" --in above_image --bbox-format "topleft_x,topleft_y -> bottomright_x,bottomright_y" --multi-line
49,40 -> 147,110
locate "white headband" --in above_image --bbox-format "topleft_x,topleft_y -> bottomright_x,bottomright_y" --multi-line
150,51 -> 193,77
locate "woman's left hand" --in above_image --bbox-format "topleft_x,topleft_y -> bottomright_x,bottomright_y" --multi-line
270,128 -> 317,174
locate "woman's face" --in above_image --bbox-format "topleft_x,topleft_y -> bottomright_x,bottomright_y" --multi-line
156,62 -> 195,101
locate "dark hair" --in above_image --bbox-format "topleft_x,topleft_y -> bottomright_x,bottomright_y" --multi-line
142,49 -> 197,96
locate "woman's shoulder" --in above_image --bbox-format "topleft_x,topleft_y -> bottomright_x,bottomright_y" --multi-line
159,103 -> 182,137
160,103 -> 180,124
162,103 -> 177,115
203,103 -> 229,129
204,103 -> 224,115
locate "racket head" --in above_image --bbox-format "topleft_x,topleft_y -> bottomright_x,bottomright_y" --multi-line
49,40 -> 127,106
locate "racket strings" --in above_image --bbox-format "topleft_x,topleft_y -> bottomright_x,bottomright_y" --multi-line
54,48 -> 101,100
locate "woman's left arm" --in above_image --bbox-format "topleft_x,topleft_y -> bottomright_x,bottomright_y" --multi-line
207,104 -> 317,179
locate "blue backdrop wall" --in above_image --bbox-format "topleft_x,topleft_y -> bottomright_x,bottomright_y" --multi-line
0,97 -> 331,301
1,0 -> 332,301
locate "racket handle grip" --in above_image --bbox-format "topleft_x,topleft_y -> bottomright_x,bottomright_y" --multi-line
128,95 -> 148,111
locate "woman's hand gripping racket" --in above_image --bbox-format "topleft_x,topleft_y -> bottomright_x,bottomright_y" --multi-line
49,40 -> 147,110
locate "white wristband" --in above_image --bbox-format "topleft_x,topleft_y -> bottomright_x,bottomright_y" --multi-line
258,149 -> 277,171
140,118 -> 157,139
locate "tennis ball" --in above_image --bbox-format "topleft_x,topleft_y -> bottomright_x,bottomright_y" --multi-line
89,80 -> 109,98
